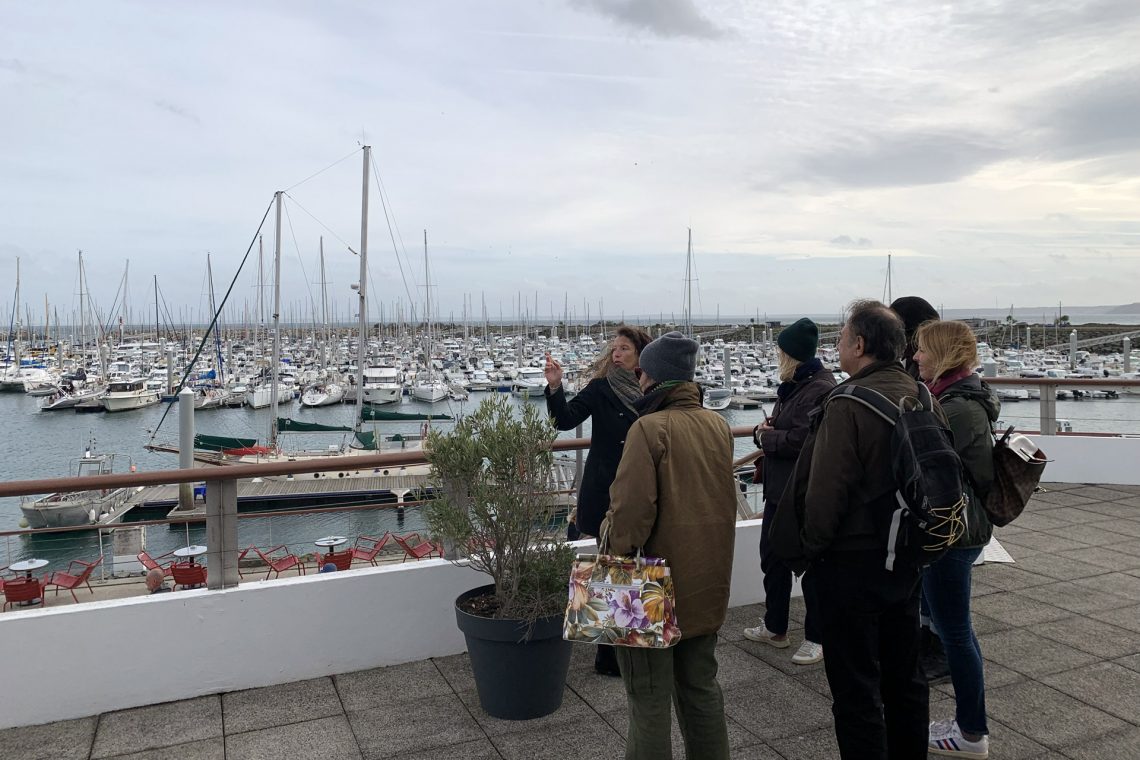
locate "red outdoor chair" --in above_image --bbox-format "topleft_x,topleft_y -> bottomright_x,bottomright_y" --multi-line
171,562 -> 208,590
137,550 -> 174,577
350,533 -> 392,567
3,577 -> 46,610
392,533 -> 444,562
45,556 -> 103,603
240,545 -> 305,580
323,550 -> 353,572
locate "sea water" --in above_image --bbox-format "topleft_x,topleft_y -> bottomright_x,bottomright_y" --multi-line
1,388 -> 1137,568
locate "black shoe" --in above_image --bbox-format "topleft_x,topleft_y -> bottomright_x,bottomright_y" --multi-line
594,646 -> 621,677
920,627 -> 951,684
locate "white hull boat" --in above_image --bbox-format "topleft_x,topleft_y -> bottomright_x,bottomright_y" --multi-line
361,385 -> 401,405
102,378 -> 160,412
703,388 -> 732,411
412,382 -> 448,403
19,444 -> 133,529
301,382 -> 347,407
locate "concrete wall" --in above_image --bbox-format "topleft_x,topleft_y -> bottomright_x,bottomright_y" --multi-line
0,524 -> 766,730
3,434 -> 1132,729
1026,434 -> 1140,485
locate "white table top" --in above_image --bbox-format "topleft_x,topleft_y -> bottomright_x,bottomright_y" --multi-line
10,559 -> 48,572
172,545 -> 208,558
314,536 -> 348,548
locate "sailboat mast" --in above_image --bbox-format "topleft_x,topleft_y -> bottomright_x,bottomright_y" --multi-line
154,275 -> 160,343
685,228 -> 693,338
319,236 -> 329,365
270,192 -> 283,449
355,146 -> 371,409
78,252 -> 86,362
424,229 -> 432,383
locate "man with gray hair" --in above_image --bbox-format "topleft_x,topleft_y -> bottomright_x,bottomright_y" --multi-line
772,300 -> 930,759
603,331 -> 738,760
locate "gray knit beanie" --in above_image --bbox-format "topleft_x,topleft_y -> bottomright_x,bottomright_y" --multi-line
638,331 -> 699,383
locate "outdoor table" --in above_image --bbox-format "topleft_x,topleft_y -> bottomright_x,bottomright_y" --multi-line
314,536 -> 348,563
172,545 -> 208,565
9,559 -> 48,579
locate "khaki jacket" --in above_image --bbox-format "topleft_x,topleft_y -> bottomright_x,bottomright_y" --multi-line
602,382 -> 737,638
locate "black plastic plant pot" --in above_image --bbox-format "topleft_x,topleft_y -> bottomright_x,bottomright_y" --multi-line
454,584 -> 573,720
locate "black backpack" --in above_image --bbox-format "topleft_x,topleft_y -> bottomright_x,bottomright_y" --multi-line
828,381 -> 967,570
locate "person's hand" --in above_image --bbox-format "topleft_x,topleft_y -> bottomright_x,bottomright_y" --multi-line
544,353 -> 563,389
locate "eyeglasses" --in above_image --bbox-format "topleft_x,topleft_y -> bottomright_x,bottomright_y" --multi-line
634,368 -> 643,379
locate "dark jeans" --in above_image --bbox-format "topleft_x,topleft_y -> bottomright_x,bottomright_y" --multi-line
760,498 -> 821,641
923,547 -> 987,735
814,554 -> 929,760
614,633 -> 729,760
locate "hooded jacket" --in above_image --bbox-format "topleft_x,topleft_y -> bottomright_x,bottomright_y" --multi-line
771,360 -> 946,571
603,382 -> 737,637
938,374 -> 1001,548
759,364 -> 836,507
546,378 -> 636,537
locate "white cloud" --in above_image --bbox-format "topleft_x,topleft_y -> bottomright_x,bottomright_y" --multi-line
1,0 -> 1139,323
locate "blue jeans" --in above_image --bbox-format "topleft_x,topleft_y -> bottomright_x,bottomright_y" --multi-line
922,547 -> 987,735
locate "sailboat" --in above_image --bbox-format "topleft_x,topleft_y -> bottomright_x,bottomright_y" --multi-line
411,230 -> 448,403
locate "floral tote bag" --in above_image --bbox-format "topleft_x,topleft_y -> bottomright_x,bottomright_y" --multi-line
563,550 -> 681,648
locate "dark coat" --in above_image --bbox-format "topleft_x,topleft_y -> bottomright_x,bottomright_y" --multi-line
604,382 -> 737,637
759,366 -> 837,508
939,374 -> 1001,548
771,361 -> 947,571
546,377 -> 636,538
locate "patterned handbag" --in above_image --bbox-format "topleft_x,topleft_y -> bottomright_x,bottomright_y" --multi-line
563,533 -> 681,648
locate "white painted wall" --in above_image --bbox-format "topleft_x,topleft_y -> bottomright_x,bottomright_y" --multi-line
0,523 -> 765,730
2,433 -> 1133,730
1026,435 -> 1140,485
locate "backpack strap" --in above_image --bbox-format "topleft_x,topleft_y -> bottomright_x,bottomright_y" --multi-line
826,384 -> 900,426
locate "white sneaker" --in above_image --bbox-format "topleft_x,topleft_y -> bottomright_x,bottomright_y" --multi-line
929,719 -> 989,758
742,624 -> 790,648
791,640 -> 824,665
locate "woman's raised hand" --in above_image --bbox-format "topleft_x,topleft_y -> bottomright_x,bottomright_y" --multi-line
544,353 -> 563,389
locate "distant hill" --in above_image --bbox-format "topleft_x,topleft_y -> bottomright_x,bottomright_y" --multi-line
1107,303 -> 1140,314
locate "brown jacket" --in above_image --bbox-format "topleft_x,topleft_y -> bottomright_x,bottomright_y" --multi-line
602,382 -> 737,638
772,361 -> 943,570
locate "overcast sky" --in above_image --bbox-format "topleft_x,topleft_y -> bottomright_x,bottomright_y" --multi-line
2,0 -> 1139,328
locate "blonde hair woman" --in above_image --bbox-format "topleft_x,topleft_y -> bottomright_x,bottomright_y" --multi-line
743,318 -> 835,665
544,324 -> 652,677
914,319 -> 1000,759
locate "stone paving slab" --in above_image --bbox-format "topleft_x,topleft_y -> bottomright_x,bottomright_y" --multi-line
985,680 -> 1127,750
221,676 -> 342,734
102,737 -> 224,760
0,716 -> 95,760
90,695 -> 222,759
225,715 -> 361,760
4,482 -> 1140,759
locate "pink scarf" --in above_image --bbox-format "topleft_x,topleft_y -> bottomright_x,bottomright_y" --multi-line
926,367 -> 975,398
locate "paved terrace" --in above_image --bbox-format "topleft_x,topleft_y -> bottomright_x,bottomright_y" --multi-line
3,482 -> 1139,759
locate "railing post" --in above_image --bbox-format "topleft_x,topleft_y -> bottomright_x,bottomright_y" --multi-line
205,478 -> 239,589
1040,382 -> 1057,436
574,424 -> 584,488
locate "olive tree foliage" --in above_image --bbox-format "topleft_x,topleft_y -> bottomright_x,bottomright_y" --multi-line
425,394 -> 573,621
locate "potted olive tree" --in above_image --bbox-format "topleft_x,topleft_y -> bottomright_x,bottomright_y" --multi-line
425,395 -> 575,720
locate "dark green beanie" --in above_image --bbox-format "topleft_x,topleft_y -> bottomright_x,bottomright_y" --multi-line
777,318 -> 819,362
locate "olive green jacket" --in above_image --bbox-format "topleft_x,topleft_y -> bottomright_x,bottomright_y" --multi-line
602,382 -> 737,638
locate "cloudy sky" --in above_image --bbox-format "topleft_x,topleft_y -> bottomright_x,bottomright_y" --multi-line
2,0 -> 1139,328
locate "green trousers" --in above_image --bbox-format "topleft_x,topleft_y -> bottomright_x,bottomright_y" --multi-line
613,633 -> 730,760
